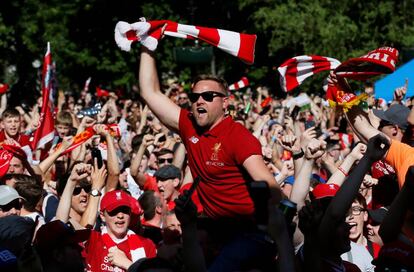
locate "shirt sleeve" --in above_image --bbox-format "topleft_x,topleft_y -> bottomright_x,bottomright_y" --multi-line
231,124 -> 262,164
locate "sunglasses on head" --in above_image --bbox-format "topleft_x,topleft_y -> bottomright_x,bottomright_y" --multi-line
158,158 -> 173,164
73,184 -> 92,196
188,91 -> 226,103
0,199 -> 22,212
107,206 -> 131,217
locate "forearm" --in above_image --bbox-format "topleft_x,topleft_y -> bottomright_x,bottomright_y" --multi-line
80,195 -> 100,228
56,181 -> 76,223
139,48 -> 161,101
323,157 -> 371,224
290,159 -> 314,210
105,135 -> 120,191
172,143 -> 186,170
327,155 -> 356,186
39,147 -> 65,173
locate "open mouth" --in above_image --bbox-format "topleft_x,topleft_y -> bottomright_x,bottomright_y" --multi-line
115,221 -> 125,228
197,107 -> 207,114
80,198 -> 88,206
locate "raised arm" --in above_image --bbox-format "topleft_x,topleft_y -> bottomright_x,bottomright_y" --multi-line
327,142 -> 366,186
80,159 -> 107,228
139,47 -> 180,132
243,155 -> 283,204
319,135 -> 390,238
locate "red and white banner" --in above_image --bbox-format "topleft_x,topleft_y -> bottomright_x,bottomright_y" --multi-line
277,47 -> 399,93
229,77 -> 249,91
115,19 -> 257,64
31,42 -> 55,150
278,55 -> 341,93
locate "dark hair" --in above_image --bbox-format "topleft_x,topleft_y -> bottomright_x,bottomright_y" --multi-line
192,74 -> 228,95
138,190 -> 162,221
128,257 -> 174,272
14,175 -> 43,212
353,193 -> 367,210
2,108 -> 20,120
156,148 -> 174,157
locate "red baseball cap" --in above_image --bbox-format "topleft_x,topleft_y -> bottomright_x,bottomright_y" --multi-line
100,190 -> 131,212
311,183 -> 339,200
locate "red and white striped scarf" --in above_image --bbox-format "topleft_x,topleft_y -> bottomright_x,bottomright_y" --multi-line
229,77 -> 249,91
277,47 -> 398,93
101,227 -> 146,263
278,55 -> 341,92
115,18 -> 256,64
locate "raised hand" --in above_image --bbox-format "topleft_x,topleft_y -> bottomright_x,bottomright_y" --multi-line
304,139 -> 326,160
365,134 -> 390,162
300,127 -> 317,149
91,158 -> 107,190
278,135 -> 301,153
349,142 -> 367,161
69,163 -> 91,184
393,80 -> 407,102
94,124 -> 110,137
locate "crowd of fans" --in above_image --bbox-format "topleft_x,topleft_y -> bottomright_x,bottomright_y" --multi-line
1,44 -> 414,272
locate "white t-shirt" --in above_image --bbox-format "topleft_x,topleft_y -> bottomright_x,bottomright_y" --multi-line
341,241 -> 375,272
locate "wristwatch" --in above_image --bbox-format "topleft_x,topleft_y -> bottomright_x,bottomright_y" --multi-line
90,189 -> 102,197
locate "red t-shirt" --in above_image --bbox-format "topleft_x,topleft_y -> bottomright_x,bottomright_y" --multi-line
178,109 -> 262,219
84,230 -> 156,272
0,130 -> 31,147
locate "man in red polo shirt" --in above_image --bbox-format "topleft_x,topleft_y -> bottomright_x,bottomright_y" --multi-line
138,47 -> 282,220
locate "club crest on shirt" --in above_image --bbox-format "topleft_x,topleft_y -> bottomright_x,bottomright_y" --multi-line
189,136 -> 199,144
116,191 -> 122,200
211,142 -> 222,161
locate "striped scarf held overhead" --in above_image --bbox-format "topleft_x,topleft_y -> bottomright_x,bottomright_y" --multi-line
277,47 -> 399,109
101,227 -> 147,264
115,18 -> 257,64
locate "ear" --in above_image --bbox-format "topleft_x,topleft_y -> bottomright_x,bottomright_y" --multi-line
363,211 -> 368,222
155,205 -> 162,215
173,178 -> 180,188
222,97 -> 229,111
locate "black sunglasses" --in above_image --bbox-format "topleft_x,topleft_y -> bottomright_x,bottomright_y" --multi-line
107,206 -> 131,217
188,91 -> 226,103
158,158 -> 173,164
0,199 -> 22,212
73,185 -> 92,196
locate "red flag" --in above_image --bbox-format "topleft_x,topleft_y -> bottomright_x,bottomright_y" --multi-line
96,86 -> 110,97
31,42 -> 55,150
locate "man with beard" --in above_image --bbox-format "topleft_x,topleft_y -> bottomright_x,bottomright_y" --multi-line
138,47 -> 282,220
138,46 -> 282,271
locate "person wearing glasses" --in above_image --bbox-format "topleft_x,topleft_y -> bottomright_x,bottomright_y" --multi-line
139,46 -> 282,271
341,194 -> 375,272
0,185 -> 23,217
139,47 -> 282,221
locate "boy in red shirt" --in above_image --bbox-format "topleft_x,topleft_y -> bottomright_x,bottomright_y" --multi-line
85,190 -> 156,271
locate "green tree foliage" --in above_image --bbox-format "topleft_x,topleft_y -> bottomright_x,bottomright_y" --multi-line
0,0 -> 413,103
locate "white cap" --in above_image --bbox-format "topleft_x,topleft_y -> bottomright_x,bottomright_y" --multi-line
0,185 -> 22,206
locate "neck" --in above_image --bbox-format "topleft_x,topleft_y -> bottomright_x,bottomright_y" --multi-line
107,228 -> 127,240
146,214 -> 162,228
19,208 -> 32,216
69,208 -> 82,222
208,114 -> 226,131
352,233 -> 366,245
